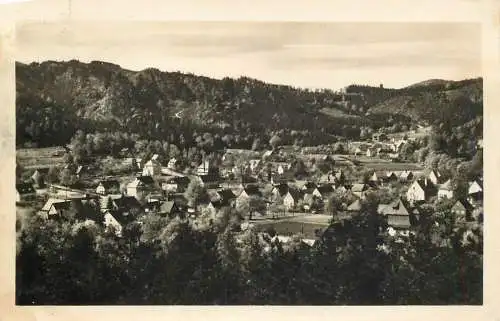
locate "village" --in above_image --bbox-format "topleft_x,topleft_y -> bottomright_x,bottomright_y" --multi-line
16,131 -> 484,246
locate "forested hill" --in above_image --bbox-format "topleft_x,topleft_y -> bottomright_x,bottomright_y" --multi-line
16,60 -> 483,149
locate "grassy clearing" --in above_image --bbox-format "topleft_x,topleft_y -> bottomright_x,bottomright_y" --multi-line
255,221 -> 328,239
17,146 -> 66,168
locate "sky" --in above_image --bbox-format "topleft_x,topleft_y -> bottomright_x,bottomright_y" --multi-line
15,21 -> 481,90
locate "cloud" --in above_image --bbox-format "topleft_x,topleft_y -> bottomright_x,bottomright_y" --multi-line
15,21 -> 481,88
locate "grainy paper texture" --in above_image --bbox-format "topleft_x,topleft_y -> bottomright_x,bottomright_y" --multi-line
1,0 -> 499,319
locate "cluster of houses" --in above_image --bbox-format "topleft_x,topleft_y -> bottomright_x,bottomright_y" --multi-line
16,146 -> 483,238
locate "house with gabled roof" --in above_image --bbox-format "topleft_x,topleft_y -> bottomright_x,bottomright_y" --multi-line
406,178 -> 436,204
159,200 -> 183,218
378,198 -> 417,230
161,176 -> 190,194
96,180 -> 120,195
347,199 -> 362,212
142,157 -> 162,177
167,157 -> 179,170
103,209 -> 135,237
427,169 -> 445,185
467,179 -> 483,203
112,195 -> 142,212
16,183 -> 36,203
30,168 -> 49,188
451,199 -> 474,222
283,188 -> 304,210
217,188 -> 237,203
126,176 -> 157,199
297,181 -> 317,195
312,184 -> 335,200
437,179 -> 454,200
351,183 -> 369,199
271,183 -> 289,204
197,160 -> 211,176
39,198 -> 85,220
399,170 -> 414,182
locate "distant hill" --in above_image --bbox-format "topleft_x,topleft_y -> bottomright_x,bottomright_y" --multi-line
15,60 -> 482,148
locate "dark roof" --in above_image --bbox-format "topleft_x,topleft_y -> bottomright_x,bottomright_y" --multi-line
217,188 -> 237,201
351,183 -> 368,193
243,185 -> 262,196
166,176 -> 190,185
137,175 -> 155,185
315,184 -> 334,195
106,209 -> 135,226
160,201 -> 179,214
273,183 -> 289,197
52,200 -> 72,211
99,180 -> 120,190
210,198 -> 231,209
16,183 -> 36,194
113,196 -> 142,210
302,182 -> 317,190
453,199 -> 474,212
199,174 -> 220,183
347,199 -> 362,211
287,188 -> 304,201
379,198 -> 411,216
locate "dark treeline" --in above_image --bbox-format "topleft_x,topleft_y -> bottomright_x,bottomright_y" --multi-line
16,197 -> 482,305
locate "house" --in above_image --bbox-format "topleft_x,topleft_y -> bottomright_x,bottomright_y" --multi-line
399,170 -> 414,182
16,183 -> 36,203
197,160 -> 211,176
103,209 -> 135,237
238,185 -> 262,199
385,171 -> 399,182
299,181 -> 317,194
319,173 -> 336,184
39,198 -> 83,220
392,140 -> 406,153
167,157 -> 179,170
207,198 -> 233,214
351,183 -> 369,199
406,179 -> 435,204
75,165 -> 84,178
142,158 -> 162,177
111,195 -> 142,213
467,179 -> 483,203
366,147 -> 377,158
161,176 -> 190,194
96,180 -> 120,195
197,174 -> 220,189
30,168 -> 49,188
451,199 -> 474,222
378,198 -> 417,230
437,179 -> 454,200
427,169 -> 444,185
312,184 -> 335,199
159,201 -> 182,218
126,176 -> 156,199
249,159 -> 262,173
369,171 -> 384,184
135,158 -> 145,170
216,188 -> 237,204
283,189 -> 304,210
271,183 -> 290,203
347,199 -> 362,212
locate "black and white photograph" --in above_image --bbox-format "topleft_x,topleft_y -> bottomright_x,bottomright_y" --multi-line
14,20 -> 483,305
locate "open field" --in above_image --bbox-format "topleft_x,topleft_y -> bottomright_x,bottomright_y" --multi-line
255,220 -> 328,239
16,146 -> 66,168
